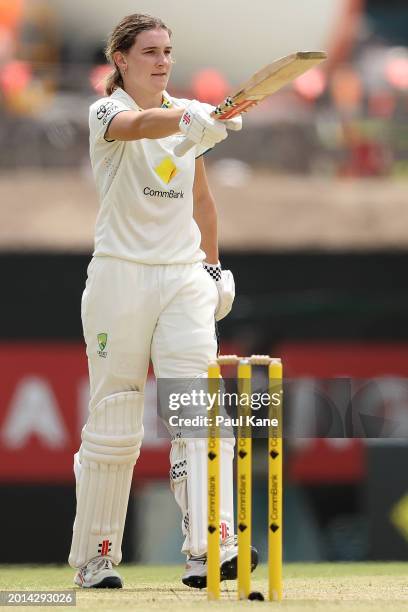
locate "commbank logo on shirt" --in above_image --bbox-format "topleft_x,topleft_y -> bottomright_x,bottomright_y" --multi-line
154,157 -> 178,184
144,187 -> 184,199
148,156 -> 183,197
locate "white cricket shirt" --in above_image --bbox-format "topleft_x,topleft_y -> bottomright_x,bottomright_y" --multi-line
89,88 -> 208,264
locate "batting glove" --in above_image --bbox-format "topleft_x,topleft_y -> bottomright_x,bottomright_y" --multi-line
224,115 -> 243,130
179,100 -> 228,148
203,261 -> 235,321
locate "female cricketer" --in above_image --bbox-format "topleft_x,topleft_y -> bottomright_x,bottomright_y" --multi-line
68,13 -> 257,589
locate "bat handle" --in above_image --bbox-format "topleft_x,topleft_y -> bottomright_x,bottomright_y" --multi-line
174,137 -> 195,157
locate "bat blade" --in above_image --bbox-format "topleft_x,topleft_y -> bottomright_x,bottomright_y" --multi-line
214,51 -> 327,119
174,51 -> 327,156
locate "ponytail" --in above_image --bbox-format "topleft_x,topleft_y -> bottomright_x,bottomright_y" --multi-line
105,66 -> 124,96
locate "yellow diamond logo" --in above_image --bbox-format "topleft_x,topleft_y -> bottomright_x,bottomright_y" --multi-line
154,157 -> 178,184
390,493 -> 408,541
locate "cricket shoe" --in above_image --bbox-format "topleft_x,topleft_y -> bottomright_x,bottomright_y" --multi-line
182,536 -> 258,589
74,556 -> 123,588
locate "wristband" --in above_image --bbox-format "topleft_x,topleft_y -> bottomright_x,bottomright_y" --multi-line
203,261 -> 221,282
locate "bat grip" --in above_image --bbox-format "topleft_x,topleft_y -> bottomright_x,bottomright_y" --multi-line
174,137 -> 195,157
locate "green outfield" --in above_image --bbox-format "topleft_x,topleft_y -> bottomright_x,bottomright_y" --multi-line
0,563 -> 407,611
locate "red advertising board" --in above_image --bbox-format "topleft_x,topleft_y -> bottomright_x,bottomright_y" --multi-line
2,341 -> 407,484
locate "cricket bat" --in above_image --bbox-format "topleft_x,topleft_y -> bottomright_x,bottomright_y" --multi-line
174,51 -> 327,157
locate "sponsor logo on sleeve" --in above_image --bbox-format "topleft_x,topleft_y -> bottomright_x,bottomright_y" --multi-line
96,101 -> 120,125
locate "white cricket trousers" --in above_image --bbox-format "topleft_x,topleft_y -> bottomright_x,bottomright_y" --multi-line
81,256 -> 219,407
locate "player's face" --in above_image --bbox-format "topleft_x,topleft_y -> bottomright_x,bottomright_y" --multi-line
125,28 -> 173,94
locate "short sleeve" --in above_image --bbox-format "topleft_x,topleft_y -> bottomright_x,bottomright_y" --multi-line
89,97 -> 131,146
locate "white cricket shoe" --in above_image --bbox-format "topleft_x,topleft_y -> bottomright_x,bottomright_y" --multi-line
74,556 -> 123,589
182,553 -> 207,589
182,536 -> 258,589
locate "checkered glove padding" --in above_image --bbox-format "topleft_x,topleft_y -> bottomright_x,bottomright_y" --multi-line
203,262 -> 235,321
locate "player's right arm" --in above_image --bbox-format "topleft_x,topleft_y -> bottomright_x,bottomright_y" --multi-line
106,107 -> 184,141
106,100 -> 228,146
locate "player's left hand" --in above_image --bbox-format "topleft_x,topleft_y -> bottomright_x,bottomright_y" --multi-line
215,269 -> 235,320
201,103 -> 242,131
223,115 -> 242,131
203,262 -> 235,321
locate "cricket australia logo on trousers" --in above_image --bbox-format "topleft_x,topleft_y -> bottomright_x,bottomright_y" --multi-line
97,333 -> 108,358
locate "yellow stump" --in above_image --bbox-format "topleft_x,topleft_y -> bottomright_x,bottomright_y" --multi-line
237,360 -> 252,600
268,359 -> 283,602
207,361 -> 221,600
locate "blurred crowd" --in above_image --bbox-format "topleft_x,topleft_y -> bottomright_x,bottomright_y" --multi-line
0,0 -> 407,177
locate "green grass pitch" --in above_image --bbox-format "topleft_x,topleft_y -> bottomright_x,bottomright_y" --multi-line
1,563 -> 408,611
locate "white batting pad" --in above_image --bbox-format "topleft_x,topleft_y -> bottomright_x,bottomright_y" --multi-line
69,391 -> 144,568
186,439 -> 207,555
170,437 -> 235,557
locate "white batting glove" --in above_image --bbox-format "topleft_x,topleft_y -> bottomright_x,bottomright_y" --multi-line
223,115 -> 243,131
203,262 -> 235,321
179,100 -> 228,149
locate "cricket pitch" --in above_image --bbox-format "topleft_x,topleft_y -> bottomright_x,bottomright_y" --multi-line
1,563 -> 408,611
